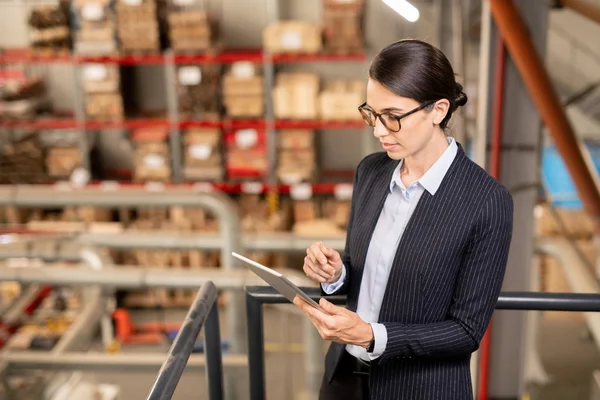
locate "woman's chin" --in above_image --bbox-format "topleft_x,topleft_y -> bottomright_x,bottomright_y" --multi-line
385,148 -> 407,160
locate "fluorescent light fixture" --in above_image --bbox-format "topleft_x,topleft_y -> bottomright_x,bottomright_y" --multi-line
382,0 -> 420,22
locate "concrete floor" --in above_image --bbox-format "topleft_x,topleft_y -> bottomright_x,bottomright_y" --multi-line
530,311 -> 600,400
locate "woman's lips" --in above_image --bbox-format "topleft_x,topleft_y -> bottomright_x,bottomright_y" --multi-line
382,142 -> 398,151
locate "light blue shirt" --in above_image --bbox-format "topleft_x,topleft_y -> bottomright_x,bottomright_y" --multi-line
322,137 -> 458,361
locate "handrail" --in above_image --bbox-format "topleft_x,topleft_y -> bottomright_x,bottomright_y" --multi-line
147,281 -> 223,400
0,185 -> 246,352
245,286 -> 600,400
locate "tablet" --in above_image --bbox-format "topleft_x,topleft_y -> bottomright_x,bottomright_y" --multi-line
232,252 -> 328,314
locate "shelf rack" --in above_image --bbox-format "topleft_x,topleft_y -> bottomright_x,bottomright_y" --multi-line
0,0 -> 371,205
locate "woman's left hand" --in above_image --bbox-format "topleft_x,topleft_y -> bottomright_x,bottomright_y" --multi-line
293,296 -> 373,348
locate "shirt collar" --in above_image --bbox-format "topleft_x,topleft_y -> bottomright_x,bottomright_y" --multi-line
389,137 -> 458,195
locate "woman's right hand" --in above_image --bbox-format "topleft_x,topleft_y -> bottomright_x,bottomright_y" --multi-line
304,242 -> 343,283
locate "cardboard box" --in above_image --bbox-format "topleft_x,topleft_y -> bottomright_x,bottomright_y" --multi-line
132,128 -> 171,182
223,96 -> 264,118
115,0 -> 160,52
273,73 -> 320,119
85,93 -> 124,120
279,130 -> 314,150
81,64 -> 120,93
183,129 -> 223,181
223,75 -> 264,97
263,21 -> 322,54
534,204 -> 594,239
45,147 -> 82,178
277,149 -> 316,184
319,91 -> 363,120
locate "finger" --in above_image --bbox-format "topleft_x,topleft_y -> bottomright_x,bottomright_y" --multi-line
321,244 -> 341,263
305,255 -> 336,278
293,295 -> 304,307
303,262 -> 326,283
305,257 -> 332,281
319,298 -> 341,315
309,243 -> 328,265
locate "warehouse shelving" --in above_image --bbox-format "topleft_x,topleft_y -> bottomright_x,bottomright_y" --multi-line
0,117 -> 364,131
0,48 -> 367,65
0,2 -> 367,273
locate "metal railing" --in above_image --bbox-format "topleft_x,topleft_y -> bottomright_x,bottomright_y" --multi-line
147,281 -> 223,400
0,185 -> 246,352
245,286 -> 600,400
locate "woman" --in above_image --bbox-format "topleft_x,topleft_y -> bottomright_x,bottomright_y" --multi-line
293,39 -> 514,400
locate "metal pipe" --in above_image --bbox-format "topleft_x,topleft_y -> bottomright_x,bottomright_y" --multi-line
451,0 -> 466,145
51,287 -> 103,354
1,352 -> 248,371
478,34 -> 507,400
0,186 -> 245,352
0,265 -> 314,289
147,282 -> 218,400
76,232 -> 345,252
0,233 -> 345,254
559,0 -> 600,24
204,303 -> 224,400
490,0 -> 600,230
246,291 -> 265,400
475,0 -> 492,168
535,238 -> 600,346
245,285 -> 600,400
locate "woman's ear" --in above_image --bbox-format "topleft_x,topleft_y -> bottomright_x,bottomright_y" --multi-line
432,99 -> 450,125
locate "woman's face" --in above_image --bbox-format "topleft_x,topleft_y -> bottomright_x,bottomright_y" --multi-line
364,79 -> 449,160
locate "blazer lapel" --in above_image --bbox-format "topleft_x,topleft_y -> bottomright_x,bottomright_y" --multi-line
351,158 -> 399,288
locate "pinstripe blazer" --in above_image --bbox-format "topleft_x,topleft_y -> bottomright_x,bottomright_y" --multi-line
323,144 -> 514,400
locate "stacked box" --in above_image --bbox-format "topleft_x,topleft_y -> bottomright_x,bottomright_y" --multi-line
322,197 -> 352,229
0,77 -> 49,120
115,0 -> 160,52
82,63 -> 123,121
534,202 -> 600,286
273,73 -> 320,119
45,148 -> 82,178
291,198 -> 346,237
323,3 -> 365,54
319,79 -> 365,120
73,0 -> 118,55
0,133 -> 48,184
225,129 -> 267,179
222,62 -> 264,118
182,128 -> 224,181
263,21 -> 322,54
277,130 -> 316,184
28,2 -> 71,51
132,128 -> 171,181
168,9 -> 216,53
176,64 -> 220,120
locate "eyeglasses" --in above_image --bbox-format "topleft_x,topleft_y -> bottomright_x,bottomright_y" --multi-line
358,100 -> 438,132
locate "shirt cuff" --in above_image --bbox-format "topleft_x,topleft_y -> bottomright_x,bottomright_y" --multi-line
321,264 -> 347,294
367,323 -> 387,360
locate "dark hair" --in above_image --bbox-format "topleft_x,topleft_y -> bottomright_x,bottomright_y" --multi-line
369,39 -> 468,130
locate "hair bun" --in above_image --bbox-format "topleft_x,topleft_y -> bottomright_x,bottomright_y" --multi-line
454,82 -> 468,107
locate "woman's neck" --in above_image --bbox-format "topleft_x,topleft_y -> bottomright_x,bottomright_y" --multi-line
401,134 -> 450,181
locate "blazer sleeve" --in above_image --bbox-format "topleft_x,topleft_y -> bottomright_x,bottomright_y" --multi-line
379,186 -> 513,361
320,156 -> 364,297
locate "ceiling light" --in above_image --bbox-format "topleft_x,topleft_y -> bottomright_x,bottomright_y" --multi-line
382,0 -> 420,22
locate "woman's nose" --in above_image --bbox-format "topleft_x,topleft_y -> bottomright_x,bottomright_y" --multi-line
373,118 -> 389,138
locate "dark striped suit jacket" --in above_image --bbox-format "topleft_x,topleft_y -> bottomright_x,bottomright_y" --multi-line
323,145 -> 514,400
